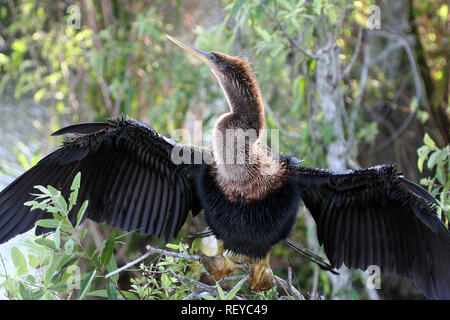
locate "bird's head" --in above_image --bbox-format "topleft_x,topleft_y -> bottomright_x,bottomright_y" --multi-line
166,34 -> 248,81
166,35 -> 265,130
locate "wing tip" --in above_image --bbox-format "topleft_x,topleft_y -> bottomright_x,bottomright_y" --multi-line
398,176 -> 440,207
51,122 -> 110,136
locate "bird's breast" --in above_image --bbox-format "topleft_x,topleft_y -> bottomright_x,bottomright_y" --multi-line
213,161 -> 289,202
194,161 -> 300,258
211,130 -> 288,202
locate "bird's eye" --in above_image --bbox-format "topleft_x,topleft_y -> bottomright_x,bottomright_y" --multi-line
209,54 -> 216,62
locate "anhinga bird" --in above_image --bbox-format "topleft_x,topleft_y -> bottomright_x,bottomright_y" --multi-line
0,35 -> 449,299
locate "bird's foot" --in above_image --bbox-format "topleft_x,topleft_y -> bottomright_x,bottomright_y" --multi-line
249,263 -> 274,291
201,254 -> 235,279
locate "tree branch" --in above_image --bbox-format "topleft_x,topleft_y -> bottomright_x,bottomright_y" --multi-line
370,29 -> 422,152
342,27 -> 363,78
106,244 -> 311,300
112,52 -> 132,117
261,1 -> 321,60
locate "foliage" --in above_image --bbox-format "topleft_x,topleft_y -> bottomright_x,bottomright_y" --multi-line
417,134 -> 450,224
0,0 -> 448,300
0,173 -> 125,299
0,174 -> 274,300
0,173 -> 187,300
129,242 -> 200,300
411,0 -> 448,110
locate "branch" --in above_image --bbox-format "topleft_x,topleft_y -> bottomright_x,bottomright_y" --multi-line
346,33 -> 371,158
112,52 -> 132,117
170,269 -> 249,300
273,267 -> 305,300
261,2 -> 321,60
370,29 -> 422,152
372,30 -> 421,102
105,244 -> 202,279
81,0 -> 114,115
342,27 -> 363,78
262,96 -> 302,139
106,244 -> 312,300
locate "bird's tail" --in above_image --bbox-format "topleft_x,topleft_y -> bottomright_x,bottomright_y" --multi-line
282,239 -> 338,275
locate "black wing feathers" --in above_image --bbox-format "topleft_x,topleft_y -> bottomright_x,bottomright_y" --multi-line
0,118 -> 202,244
296,164 -> 450,299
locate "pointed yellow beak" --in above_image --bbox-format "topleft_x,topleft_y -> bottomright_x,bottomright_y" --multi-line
166,34 -> 210,64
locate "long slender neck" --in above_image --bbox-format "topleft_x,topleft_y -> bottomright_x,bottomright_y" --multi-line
215,67 -> 266,135
212,68 -> 280,185
226,85 -> 265,133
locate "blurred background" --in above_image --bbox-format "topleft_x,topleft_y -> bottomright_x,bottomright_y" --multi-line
0,0 -> 448,299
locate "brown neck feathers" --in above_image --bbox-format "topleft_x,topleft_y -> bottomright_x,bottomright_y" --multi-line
210,55 -> 286,201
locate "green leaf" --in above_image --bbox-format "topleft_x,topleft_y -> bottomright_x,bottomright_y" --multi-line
121,291 -> 139,300
80,229 -> 88,239
228,0 -> 247,20
47,185 -> 60,196
106,282 -> 118,300
30,290 -> 44,300
25,275 -> 36,284
11,247 -> 28,276
19,284 -> 32,300
0,53 -> 9,66
44,256 -> 61,287
33,185 -> 53,196
71,172 -> 81,191
70,172 -> 81,206
88,287 -> 137,300
2,279 -> 16,297
225,282 -> 243,300
11,39 -> 27,53
437,165 -> 446,185
35,219 -> 60,229
100,231 -> 116,267
278,0 -> 293,10
313,0 -> 322,15
64,239 -> 75,254
417,148 -> 429,173
33,88 -> 46,102
51,269 -> 89,291
216,283 -> 226,300
106,253 -> 119,283
24,200 -> 38,208
35,238 -> 57,250
255,26 -> 271,42
56,194 -> 68,214
87,290 -> 108,298
76,200 -> 89,227
424,133 -> 435,148
161,273 -> 170,286
166,243 -> 180,250
28,254 -> 40,269
427,151 -> 441,170
58,255 -> 79,271
78,270 -> 97,300
190,238 -> 201,254
47,278 -> 69,291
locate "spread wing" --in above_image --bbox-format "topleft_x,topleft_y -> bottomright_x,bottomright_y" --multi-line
0,117 -> 205,243
296,164 -> 450,299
